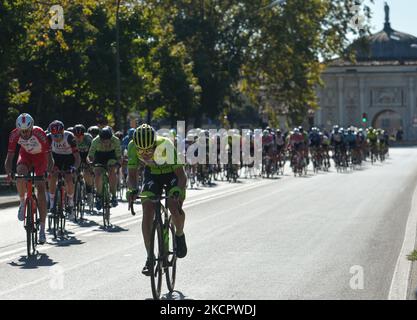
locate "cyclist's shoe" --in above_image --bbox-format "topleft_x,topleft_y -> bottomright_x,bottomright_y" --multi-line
111,196 -> 118,208
175,233 -> 187,258
141,257 -> 155,276
95,196 -> 102,211
39,230 -> 46,244
18,203 -> 25,222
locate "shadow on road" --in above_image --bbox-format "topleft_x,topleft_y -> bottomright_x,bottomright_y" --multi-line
75,219 -> 100,228
145,290 -> 193,300
94,225 -> 129,233
8,253 -> 57,269
49,234 -> 84,247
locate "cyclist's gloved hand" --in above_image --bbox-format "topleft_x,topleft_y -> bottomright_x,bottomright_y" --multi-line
126,189 -> 138,201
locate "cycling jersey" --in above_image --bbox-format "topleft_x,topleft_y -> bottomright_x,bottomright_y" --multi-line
76,133 -> 93,154
48,131 -> 78,155
127,136 -> 183,175
276,134 -> 285,147
88,135 -> 121,167
8,126 -> 50,155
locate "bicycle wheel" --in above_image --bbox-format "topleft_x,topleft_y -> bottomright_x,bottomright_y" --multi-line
165,217 -> 177,293
32,196 -> 39,252
53,187 -> 61,238
80,182 -> 86,220
150,221 -> 163,300
25,198 -> 33,256
102,183 -> 110,228
74,180 -> 81,222
59,187 -> 66,236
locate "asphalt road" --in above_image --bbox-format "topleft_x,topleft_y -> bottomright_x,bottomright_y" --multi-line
0,147 -> 417,300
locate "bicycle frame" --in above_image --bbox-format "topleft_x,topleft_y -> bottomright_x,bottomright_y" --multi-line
15,171 -> 44,256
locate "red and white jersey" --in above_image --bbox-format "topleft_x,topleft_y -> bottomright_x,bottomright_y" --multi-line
47,131 -> 78,155
289,133 -> 304,147
262,134 -> 274,146
8,126 -> 51,155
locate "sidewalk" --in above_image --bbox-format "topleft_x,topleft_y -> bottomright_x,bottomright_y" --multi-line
0,194 -> 19,209
0,175 -> 18,209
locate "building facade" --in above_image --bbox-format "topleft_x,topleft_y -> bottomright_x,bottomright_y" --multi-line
315,4 -> 417,140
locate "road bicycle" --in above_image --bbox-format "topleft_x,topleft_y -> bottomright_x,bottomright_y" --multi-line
15,170 -> 44,256
135,193 -> 181,300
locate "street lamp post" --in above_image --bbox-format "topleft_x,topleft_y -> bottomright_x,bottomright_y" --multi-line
115,0 -> 121,130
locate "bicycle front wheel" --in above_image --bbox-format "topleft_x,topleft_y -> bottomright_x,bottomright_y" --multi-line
25,199 -> 33,256
150,221 -> 163,300
165,219 -> 177,293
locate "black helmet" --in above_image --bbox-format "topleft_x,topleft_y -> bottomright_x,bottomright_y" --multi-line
88,126 -> 100,138
74,124 -> 86,137
99,126 -> 113,140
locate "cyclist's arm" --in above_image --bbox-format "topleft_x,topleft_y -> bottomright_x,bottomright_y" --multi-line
47,151 -> 55,173
174,166 -> 187,190
87,137 -> 98,164
127,140 -> 139,190
68,133 -> 81,170
4,151 -> 15,176
111,136 -> 122,166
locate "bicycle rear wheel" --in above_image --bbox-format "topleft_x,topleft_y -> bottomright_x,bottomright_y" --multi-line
165,217 -> 177,293
150,221 -> 163,300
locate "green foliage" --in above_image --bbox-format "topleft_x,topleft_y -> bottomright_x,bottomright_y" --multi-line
0,0 -> 374,170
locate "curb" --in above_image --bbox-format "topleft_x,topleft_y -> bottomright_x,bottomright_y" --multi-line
0,200 -> 19,210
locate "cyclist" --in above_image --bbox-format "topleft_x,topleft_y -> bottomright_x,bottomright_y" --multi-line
47,121 -> 81,214
87,125 -> 100,139
367,127 -> 378,157
127,124 -> 187,276
87,126 -> 121,209
287,128 -> 305,167
4,113 -> 54,244
73,124 -> 94,203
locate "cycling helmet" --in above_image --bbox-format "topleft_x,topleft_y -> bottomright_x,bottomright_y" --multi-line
88,126 -> 100,138
127,128 -> 135,139
67,127 -> 74,133
99,126 -> 113,140
74,124 -> 86,136
49,120 -> 65,135
16,113 -> 34,130
115,131 -> 124,141
133,124 -> 156,149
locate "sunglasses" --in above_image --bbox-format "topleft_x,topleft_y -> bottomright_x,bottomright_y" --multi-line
20,129 -> 32,136
138,148 -> 155,155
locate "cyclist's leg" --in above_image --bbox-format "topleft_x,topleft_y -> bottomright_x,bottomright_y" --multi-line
167,180 -> 185,235
16,152 -> 30,204
63,155 -> 76,207
32,153 -> 48,240
141,171 -> 161,254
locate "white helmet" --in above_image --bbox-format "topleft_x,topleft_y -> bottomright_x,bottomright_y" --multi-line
16,113 -> 34,130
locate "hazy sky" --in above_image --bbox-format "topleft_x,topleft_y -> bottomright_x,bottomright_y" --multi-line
360,0 -> 417,36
